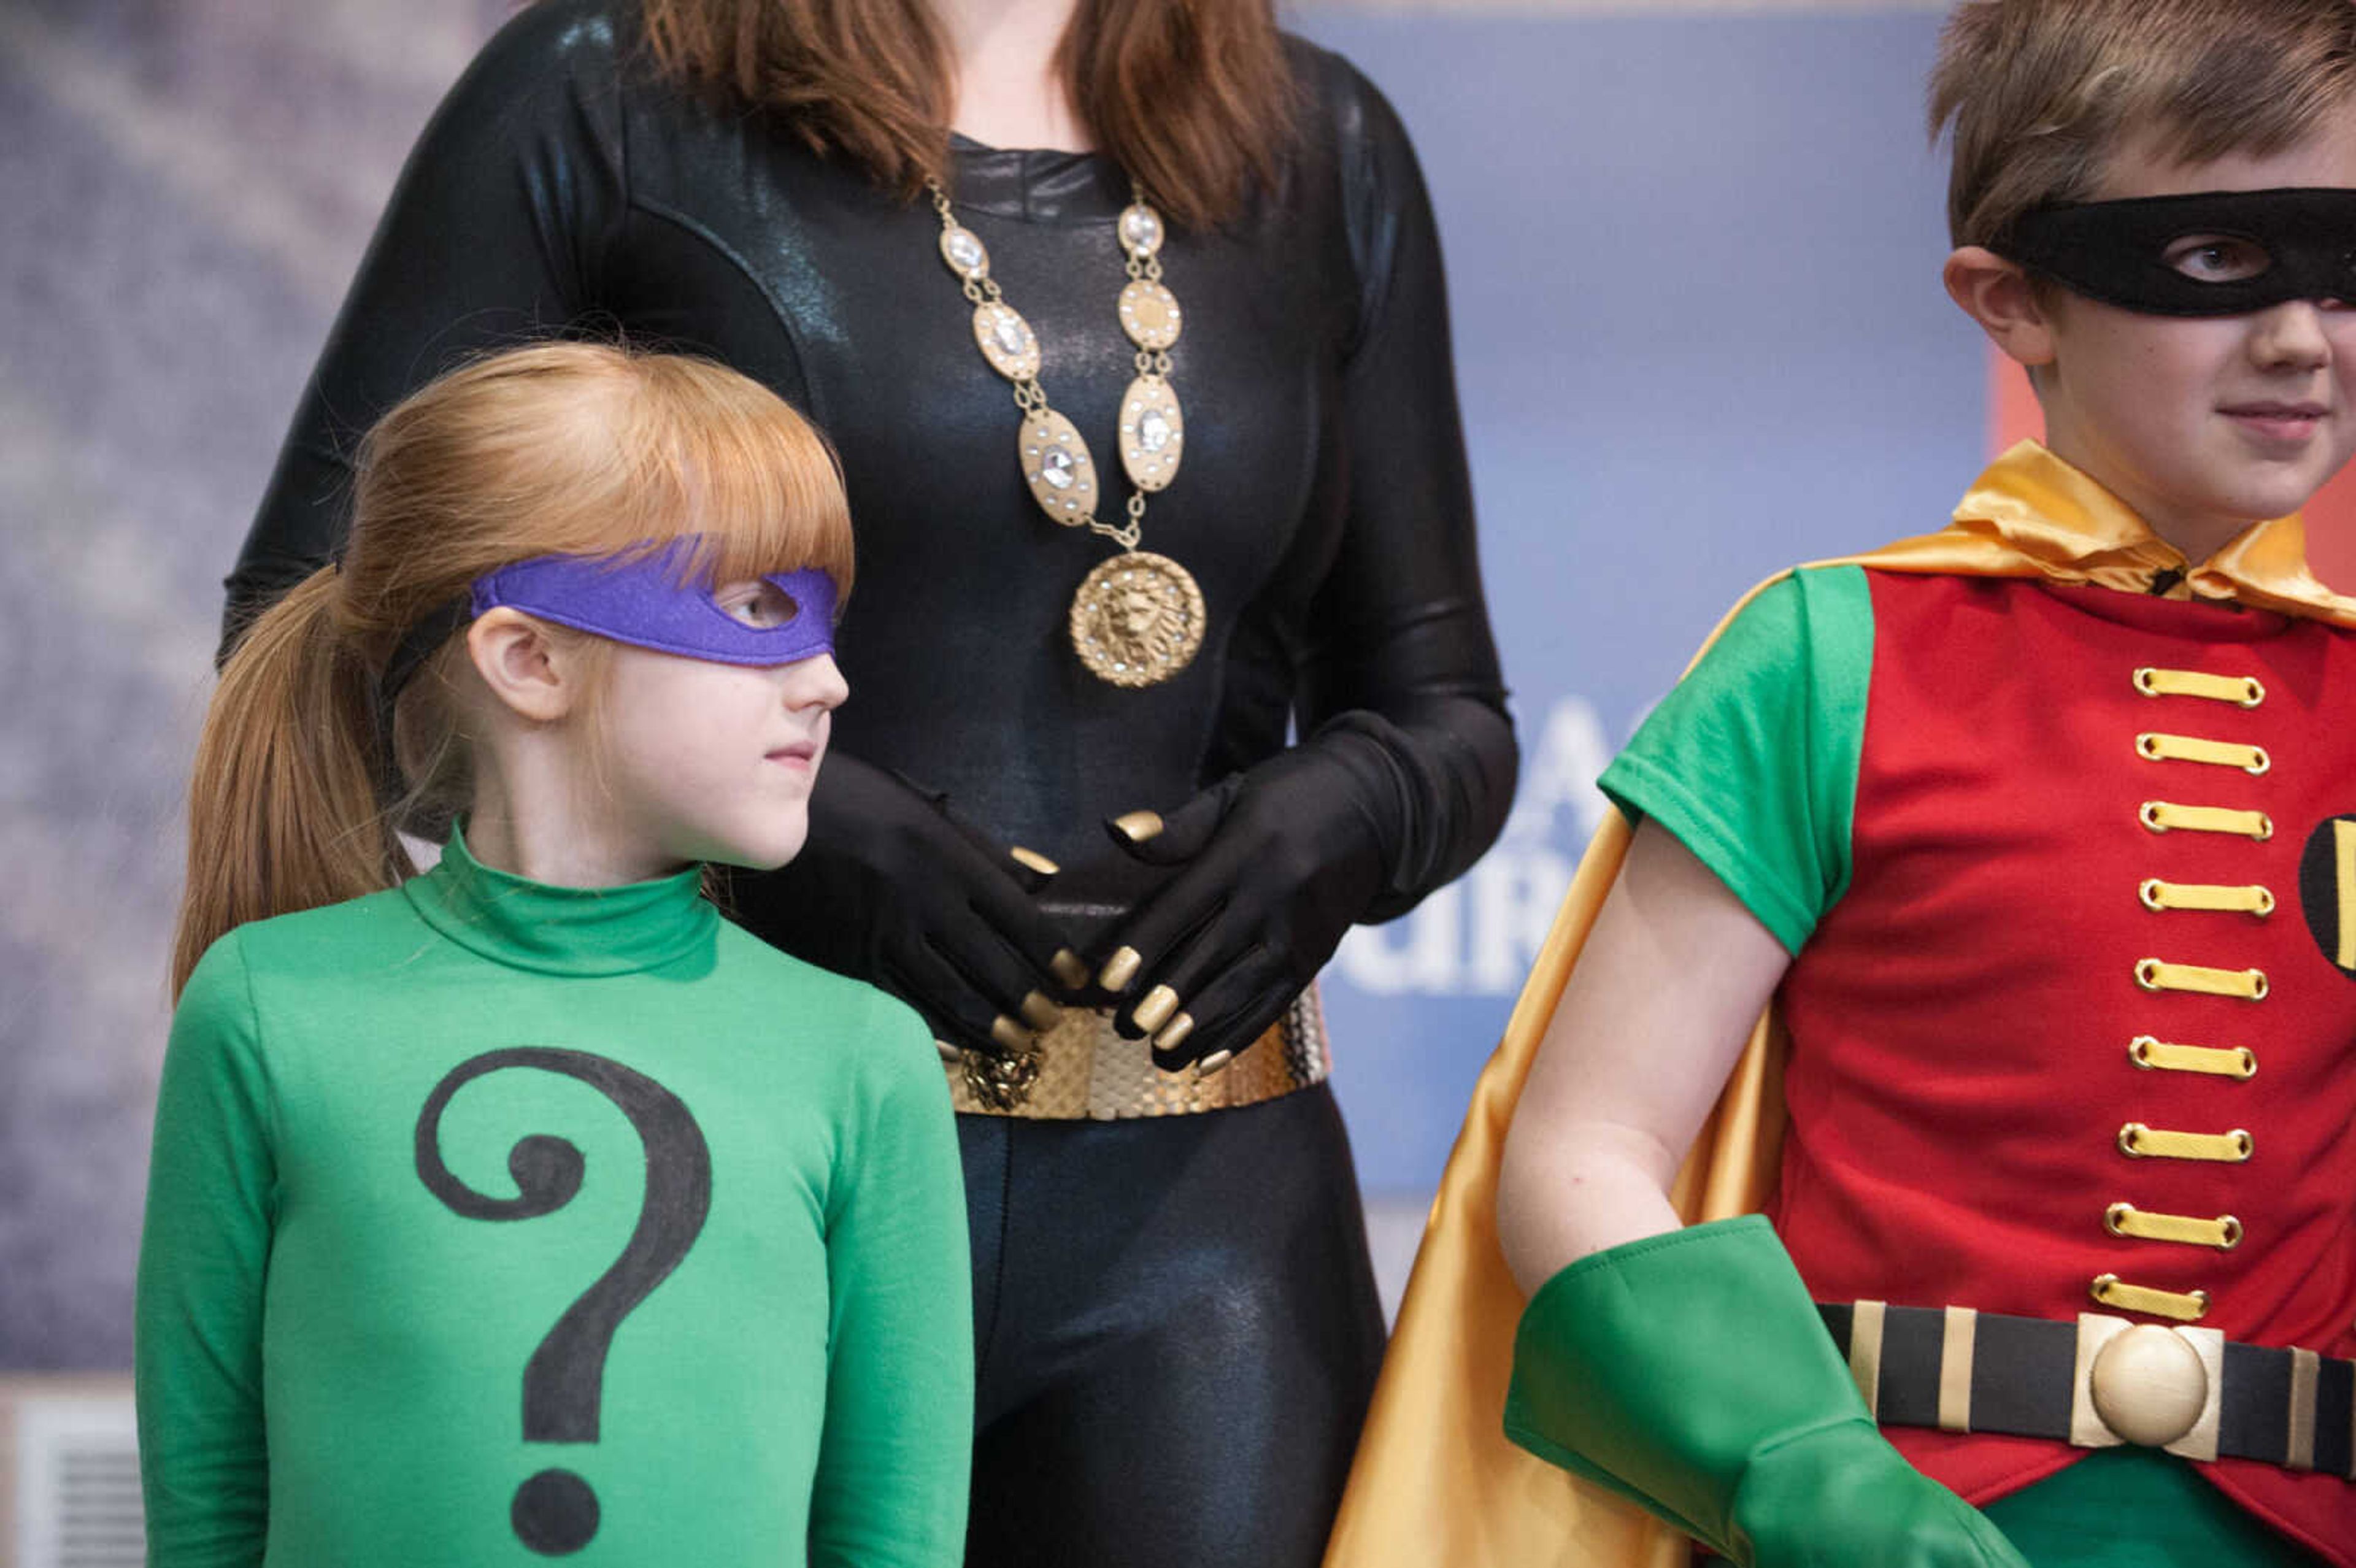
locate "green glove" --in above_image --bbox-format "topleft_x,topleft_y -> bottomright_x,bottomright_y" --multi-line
1504,1215 -> 2030,1568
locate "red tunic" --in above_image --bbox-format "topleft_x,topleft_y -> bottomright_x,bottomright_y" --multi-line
1770,570 -> 2356,1559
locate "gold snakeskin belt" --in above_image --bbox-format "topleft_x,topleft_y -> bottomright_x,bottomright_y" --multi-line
946,985 -> 1330,1119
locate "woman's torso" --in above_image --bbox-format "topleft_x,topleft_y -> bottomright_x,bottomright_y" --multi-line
239,0 -> 1483,891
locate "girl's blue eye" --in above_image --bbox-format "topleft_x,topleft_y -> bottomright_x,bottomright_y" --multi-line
2163,235 -> 2270,283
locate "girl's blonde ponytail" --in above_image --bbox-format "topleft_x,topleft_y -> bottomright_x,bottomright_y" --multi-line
171,567 -> 403,996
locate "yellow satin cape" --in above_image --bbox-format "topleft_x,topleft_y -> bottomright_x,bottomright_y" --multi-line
1321,444 -> 2356,1568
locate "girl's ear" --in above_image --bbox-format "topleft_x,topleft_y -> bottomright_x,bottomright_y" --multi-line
466,609 -> 577,723
1944,245 -> 2060,369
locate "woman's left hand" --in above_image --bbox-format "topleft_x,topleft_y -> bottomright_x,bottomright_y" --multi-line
1090,724 -> 1403,1070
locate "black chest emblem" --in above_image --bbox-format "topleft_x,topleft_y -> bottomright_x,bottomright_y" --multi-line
2296,816 -> 2356,977
416,1048 -> 712,1555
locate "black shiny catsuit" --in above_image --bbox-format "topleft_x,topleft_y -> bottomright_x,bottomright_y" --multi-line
228,4 -> 1517,1561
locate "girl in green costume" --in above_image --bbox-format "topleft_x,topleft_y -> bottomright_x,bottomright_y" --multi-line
139,343 -> 971,1566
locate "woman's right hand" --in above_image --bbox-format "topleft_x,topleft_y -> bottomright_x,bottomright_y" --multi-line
725,753 -> 1084,1056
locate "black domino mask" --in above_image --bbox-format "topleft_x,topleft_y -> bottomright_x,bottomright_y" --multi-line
2000,187 -> 2356,317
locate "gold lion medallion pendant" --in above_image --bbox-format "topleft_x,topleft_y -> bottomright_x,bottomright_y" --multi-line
1069,552 -> 1206,688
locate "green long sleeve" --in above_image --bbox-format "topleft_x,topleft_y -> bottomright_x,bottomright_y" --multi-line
137,938 -> 276,1567
136,828 -> 971,1567
810,1018 -> 971,1568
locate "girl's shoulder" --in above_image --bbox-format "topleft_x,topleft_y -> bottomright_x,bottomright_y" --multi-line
201,884 -> 430,983
709,917 -> 938,1060
171,885 -> 429,1055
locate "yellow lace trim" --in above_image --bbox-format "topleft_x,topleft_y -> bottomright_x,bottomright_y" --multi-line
2127,1036 -> 2257,1079
2135,732 -> 2270,774
2117,1122 -> 2252,1162
2135,958 -> 2267,999
2138,879 -> 2274,915
2139,801 -> 2273,840
2105,1202 -> 2242,1250
2090,1274 -> 2211,1321
2132,667 -> 2265,707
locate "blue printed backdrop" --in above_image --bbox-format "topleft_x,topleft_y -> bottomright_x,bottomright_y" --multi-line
2,0 -> 1990,1366
1296,5 -> 1987,1194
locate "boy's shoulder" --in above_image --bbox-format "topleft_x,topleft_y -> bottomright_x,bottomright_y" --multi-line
1700,561 -> 1876,671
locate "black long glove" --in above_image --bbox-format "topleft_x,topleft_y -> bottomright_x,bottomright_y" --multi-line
1092,713 -> 1416,1070
726,753 -> 1082,1056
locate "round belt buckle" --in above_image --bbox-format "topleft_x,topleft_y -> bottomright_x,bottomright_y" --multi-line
2089,1323 -> 2209,1447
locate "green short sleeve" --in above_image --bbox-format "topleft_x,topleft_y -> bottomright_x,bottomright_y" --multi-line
1598,565 -> 1874,954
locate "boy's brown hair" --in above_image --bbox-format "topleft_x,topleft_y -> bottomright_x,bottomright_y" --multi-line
1931,0 -> 2356,250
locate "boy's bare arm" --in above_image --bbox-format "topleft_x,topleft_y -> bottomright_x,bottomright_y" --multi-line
1497,819 -> 1793,1296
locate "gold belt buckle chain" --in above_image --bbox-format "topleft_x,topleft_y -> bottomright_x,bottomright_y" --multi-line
945,986 -> 1329,1118
960,1040 -> 1044,1112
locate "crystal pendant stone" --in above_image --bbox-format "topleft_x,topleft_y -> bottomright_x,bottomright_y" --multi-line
971,302 -> 1040,380
940,225 -> 988,277
1020,410 -> 1097,525
1117,373 -> 1184,493
1118,204 -> 1164,256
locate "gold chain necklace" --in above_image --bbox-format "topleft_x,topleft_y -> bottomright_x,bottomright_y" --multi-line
928,180 -> 1206,688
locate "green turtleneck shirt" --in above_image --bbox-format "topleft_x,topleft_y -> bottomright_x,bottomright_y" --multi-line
136,828 -> 971,1567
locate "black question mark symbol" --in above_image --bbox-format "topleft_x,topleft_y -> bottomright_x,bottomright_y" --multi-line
415,1048 -> 712,1556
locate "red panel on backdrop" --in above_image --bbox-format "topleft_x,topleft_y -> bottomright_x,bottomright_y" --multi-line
1987,348 -> 2356,591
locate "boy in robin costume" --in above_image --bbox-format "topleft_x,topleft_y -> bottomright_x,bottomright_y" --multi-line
1324,2 -> 2356,1565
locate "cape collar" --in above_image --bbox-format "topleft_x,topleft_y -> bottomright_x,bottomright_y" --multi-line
1859,440 -> 2356,627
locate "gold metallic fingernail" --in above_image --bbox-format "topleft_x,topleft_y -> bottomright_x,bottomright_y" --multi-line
1132,983 -> 1180,1034
1111,809 -> 1165,844
1196,1049 -> 1234,1077
1153,1012 -> 1195,1055
1099,946 -> 1142,993
1020,990 -> 1062,1031
989,1015 -> 1037,1052
1050,948 -> 1091,991
1009,845 -> 1060,877
936,1039 -> 963,1062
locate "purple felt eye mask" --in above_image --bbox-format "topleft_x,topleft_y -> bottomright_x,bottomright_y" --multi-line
469,542 -> 839,666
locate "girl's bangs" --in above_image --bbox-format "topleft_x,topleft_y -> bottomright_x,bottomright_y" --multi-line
625,364 -> 857,596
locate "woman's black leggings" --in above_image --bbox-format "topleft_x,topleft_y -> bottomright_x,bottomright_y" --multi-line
957,1083 -> 1388,1568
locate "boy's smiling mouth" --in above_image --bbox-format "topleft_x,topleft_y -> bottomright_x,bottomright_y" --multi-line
2220,398 -> 2331,445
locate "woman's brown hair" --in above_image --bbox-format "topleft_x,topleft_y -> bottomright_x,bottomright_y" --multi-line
1931,0 -> 2356,250
636,0 -> 1298,231
171,342 -> 854,997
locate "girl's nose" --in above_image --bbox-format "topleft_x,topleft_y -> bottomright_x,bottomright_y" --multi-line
786,651 -> 849,710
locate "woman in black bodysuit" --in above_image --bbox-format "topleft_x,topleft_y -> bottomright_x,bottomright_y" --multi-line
228,1 -> 1516,1561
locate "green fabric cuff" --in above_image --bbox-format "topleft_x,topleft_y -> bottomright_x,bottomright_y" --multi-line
1503,1216 -> 1866,1553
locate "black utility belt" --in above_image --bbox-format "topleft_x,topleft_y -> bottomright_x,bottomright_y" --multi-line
1817,1300 -> 2355,1479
